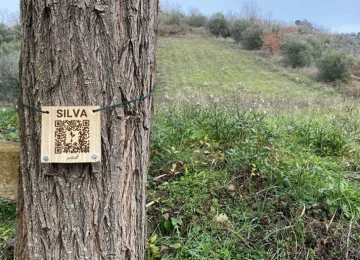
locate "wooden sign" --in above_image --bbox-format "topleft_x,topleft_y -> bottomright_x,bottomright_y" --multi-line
41,106 -> 101,163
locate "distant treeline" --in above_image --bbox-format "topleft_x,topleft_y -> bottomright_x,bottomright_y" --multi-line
0,22 -> 20,103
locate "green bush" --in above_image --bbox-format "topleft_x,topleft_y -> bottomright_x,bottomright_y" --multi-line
0,23 -> 20,102
0,108 -> 19,141
240,24 -> 264,50
230,19 -> 250,43
280,35 -> 312,68
0,23 -> 20,46
186,8 -> 207,28
0,41 -> 20,56
186,14 -> 207,28
303,34 -> 329,61
207,12 -> 230,38
241,24 -> 264,50
0,23 -> 20,56
316,50 -> 354,82
160,10 -> 186,26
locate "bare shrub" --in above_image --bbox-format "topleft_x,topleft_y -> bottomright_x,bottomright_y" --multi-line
340,81 -> 360,98
351,61 -> 360,77
158,24 -> 190,36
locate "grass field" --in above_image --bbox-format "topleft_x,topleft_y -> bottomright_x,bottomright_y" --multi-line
155,35 -> 356,113
148,35 -> 360,259
1,34 -> 360,259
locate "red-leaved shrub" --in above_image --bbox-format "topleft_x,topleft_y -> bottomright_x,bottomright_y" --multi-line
351,61 -> 360,77
263,34 -> 282,56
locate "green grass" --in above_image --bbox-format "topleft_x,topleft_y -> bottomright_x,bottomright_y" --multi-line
0,108 -> 19,142
147,107 -> 360,259
0,199 -> 16,259
0,108 -> 18,258
156,36 -> 339,106
148,35 -> 360,259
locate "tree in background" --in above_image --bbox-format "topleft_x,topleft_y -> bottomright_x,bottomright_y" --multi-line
16,0 -> 158,259
160,8 -> 186,26
241,24 -> 264,50
263,11 -> 274,27
231,19 -> 251,43
207,12 -> 230,38
303,34 -> 330,61
316,50 -> 354,82
186,7 -> 207,27
0,23 -> 20,55
281,35 -> 312,68
0,52 -> 19,102
225,10 -> 240,23
241,0 -> 261,24
158,4 -> 188,36
295,19 -> 314,34
0,22 -> 20,103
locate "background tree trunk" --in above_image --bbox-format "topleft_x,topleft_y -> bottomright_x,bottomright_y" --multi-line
16,0 -> 158,259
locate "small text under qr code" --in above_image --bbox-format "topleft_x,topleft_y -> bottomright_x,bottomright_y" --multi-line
54,120 -> 90,154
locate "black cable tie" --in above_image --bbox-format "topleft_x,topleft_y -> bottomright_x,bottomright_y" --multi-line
93,86 -> 156,113
18,97 -> 49,114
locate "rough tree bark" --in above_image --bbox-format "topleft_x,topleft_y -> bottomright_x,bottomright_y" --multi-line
16,0 -> 158,259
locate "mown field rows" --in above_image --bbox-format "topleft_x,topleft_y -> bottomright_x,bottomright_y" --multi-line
155,35 -> 353,111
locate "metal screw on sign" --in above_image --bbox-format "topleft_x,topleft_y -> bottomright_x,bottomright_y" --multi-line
92,154 -> 98,159
43,156 -> 49,161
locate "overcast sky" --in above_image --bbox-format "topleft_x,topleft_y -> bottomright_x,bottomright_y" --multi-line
1,0 -> 359,33
163,0 -> 360,33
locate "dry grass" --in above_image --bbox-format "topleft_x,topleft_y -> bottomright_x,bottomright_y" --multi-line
0,141 -> 19,200
342,80 -> 360,98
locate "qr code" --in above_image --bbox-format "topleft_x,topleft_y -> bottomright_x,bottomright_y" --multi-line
54,120 -> 90,154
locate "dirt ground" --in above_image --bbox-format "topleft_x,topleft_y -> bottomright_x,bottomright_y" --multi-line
0,101 -> 12,108
0,141 -> 19,200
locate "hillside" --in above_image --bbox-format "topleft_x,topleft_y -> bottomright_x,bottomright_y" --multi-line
155,35 -> 356,114
146,35 -> 360,259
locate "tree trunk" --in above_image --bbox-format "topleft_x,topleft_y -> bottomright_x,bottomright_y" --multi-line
16,0 -> 158,259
